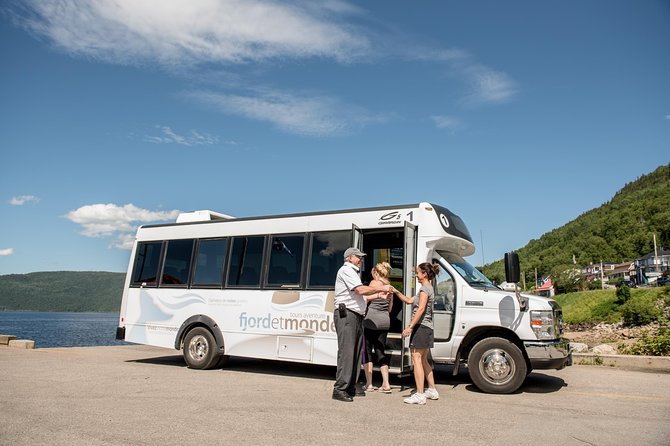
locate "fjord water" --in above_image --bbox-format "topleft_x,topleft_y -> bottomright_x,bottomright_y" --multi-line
0,311 -> 127,348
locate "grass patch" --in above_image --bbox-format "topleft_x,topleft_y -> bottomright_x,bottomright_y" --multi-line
554,289 -> 620,325
554,287 -> 667,326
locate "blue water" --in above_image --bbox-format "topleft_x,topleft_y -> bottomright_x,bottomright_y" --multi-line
0,311 -> 128,348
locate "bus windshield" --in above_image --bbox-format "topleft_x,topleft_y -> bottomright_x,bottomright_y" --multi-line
437,250 -> 498,290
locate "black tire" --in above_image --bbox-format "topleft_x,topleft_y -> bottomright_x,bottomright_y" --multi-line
467,337 -> 527,394
182,327 -> 220,370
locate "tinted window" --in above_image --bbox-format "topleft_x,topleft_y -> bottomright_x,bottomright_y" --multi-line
131,241 -> 163,286
161,239 -> 194,286
227,236 -> 265,287
308,231 -> 349,288
267,235 -> 304,286
193,238 -> 228,287
434,263 -> 455,311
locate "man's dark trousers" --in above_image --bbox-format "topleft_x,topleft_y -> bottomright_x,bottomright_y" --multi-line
333,309 -> 364,395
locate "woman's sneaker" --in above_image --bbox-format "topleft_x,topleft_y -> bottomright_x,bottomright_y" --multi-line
403,393 -> 427,405
423,388 -> 439,400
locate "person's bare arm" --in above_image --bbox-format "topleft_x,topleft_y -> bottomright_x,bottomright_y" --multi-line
401,291 -> 427,338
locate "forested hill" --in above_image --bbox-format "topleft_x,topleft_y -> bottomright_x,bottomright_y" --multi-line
0,271 -> 125,312
481,164 -> 670,284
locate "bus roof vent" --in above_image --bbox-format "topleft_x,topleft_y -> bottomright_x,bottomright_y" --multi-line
176,210 -> 235,223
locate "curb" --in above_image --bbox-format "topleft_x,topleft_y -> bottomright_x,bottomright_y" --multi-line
0,334 -> 35,349
0,334 -> 16,345
573,353 -> 670,373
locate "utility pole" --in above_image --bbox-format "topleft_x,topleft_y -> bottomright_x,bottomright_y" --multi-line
600,260 -> 605,289
480,230 -> 485,266
654,233 -> 659,273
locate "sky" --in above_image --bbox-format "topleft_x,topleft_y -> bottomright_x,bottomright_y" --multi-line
1,0 -> 669,275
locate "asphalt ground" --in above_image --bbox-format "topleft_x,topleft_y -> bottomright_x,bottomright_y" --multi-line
1,344 -> 669,445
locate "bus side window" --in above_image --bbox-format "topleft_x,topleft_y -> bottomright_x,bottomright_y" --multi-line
227,236 -> 265,288
192,238 -> 228,287
131,241 -> 163,286
266,235 -> 305,287
434,264 -> 455,311
307,231 -> 349,288
160,239 -> 195,287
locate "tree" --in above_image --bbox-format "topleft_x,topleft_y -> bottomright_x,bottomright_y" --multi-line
550,264 -> 587,294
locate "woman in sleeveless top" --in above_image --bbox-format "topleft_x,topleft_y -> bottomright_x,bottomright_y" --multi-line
363,262 -> 393,393
391,262 -> 440,404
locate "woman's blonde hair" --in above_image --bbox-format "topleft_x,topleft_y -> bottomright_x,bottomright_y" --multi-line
372,262 -> 392,280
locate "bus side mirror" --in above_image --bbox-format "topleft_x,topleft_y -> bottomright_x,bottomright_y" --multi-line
504,251 -> 527,311
504,252 -> 520,284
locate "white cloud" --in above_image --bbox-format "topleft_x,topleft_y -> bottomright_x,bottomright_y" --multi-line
65,203 -> 180,249
15,0 -> 370,66
186,89 -> 389,137
0,248 -> 14,256
11,0 -> 516,130
399,46 -> 518,106
144,125 -> 219,146
464,66 -> 517,106
432,115 -> 464,132
113,233 -> 137,251
9,195 -> 40,205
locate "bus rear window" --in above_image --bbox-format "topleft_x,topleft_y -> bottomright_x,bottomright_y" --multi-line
131,241 -> 163,286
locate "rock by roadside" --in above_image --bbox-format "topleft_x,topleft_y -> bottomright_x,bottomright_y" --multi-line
564,322 -> 658,355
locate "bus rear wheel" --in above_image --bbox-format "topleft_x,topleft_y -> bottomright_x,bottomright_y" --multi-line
467,337 -> 526,394
183,327 -> 220,370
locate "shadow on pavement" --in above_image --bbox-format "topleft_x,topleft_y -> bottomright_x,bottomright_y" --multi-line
127,355 -> 186,367
127,354 -> 336,380
126,355 -> 566,393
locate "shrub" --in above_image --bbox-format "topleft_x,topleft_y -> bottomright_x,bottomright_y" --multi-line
588,280 -> 603,291
621,293 -> 662,326
615,285 -> 631,304
620,323 -> 670,356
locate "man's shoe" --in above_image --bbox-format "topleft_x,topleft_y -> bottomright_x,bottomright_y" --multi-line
332,391 -> 353,402
348,386 -> 366,397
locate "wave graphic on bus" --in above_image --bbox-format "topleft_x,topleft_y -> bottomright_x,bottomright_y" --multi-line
140,291 -> 208,319
270,291 -> 334,312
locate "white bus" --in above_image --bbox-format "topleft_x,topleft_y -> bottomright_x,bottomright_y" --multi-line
116,202 -> 571,394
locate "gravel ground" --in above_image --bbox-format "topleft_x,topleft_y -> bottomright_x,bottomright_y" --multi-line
564,322 -> 659,351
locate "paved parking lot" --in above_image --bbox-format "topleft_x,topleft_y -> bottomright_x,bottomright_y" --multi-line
1,344 -> 669,445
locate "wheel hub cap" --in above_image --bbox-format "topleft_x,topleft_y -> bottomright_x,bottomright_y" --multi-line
189,335 -> 208,359
481,349 -> 513,382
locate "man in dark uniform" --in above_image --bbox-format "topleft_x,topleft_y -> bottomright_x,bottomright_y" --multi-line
332,247 -> 392,402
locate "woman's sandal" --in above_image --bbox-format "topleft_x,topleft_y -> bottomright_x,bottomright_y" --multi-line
381,387 -> 392,393
365,385 -> 378,392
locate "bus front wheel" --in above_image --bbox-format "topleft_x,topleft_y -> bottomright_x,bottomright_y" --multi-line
467,337 -> 526,394
183,327 -> 220,370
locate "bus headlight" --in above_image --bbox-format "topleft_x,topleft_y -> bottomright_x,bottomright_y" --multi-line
530,310 -> 555,339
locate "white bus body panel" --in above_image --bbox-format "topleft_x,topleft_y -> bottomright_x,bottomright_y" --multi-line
119,202 -> 477,367
123,287 -> 339,364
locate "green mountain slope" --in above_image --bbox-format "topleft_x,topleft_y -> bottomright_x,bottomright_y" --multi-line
482,164 -> 670,285
0,271 -> 126,312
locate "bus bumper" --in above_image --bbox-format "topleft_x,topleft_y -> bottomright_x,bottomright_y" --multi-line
524,338 -> 572,370
116,326 -> 126,341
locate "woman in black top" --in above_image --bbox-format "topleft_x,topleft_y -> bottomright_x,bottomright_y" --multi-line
363,262 -> 393,393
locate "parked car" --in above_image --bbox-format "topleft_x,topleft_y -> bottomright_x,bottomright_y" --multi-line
657,276 -> 670,286
616,280 -> 637,288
